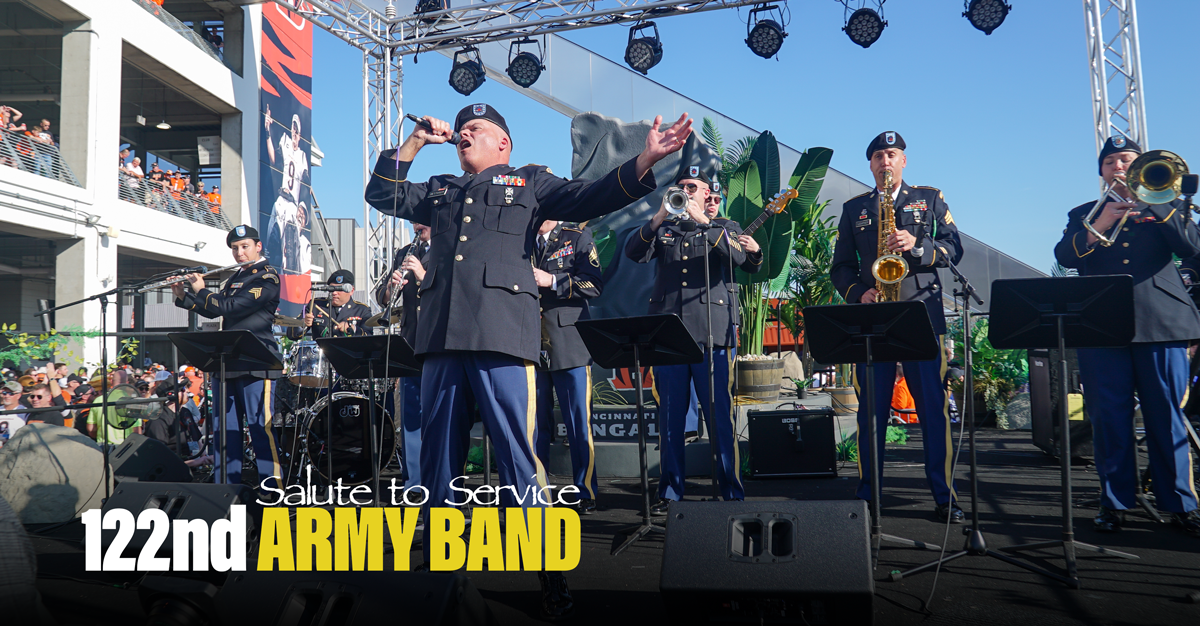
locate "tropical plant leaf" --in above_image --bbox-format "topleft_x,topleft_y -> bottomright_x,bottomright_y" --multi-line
728,160 -> 766,286
700,117 -> 723,158
749,130 -> 780,200
787,147 -> 833,218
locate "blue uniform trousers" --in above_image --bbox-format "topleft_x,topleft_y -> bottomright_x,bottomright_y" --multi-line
684,382 -> 700,433
853,355 -> 956,505
534,367 -> 599,499
420,352 -> 547,509
1078,342 -> 1199,513
399,376 -> 423,489
653,346 -> 743,501
211,376 -> 282,492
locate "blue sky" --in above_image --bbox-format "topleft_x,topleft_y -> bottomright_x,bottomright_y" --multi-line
310,2 -> 1200,272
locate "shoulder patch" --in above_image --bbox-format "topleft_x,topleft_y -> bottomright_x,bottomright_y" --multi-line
353,300 -> 368,307
560,222 -> 582,232
847,190 -> 872,202
262,272 -> 279,283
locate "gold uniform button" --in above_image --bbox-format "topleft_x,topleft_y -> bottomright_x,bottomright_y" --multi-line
459,235 -> 467,242
455,254 -> 463,261
465,198 -> 474,204
463,216 -> 472,223
1122,227 -> 1129,232
718,299 -> 724,305
682,269 -> 688,274
415,281 -> 421,286
513,284 -> 519,290
682,255 -> 689,260
682,281 -> 688,287
683,242 -> 690,248
1123,259 -> 1130,264
1122,242 -> 1129,247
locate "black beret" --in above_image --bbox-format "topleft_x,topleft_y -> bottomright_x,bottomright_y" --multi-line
1098,136 -> 1141,175
866,131 -> 906,160
676,164 -> 713,187
328,269 -> 355,286
226,224 -> 260,247
454,103 -> 511,142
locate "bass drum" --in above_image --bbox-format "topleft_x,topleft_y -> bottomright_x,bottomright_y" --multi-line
304,392 -> 395,485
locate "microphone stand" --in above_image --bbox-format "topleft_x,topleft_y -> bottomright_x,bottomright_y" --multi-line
681,218 -> 723,501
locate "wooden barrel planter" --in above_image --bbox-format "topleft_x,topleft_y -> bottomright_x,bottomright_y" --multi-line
736,358 -> 785,402
828,387 -> 859,416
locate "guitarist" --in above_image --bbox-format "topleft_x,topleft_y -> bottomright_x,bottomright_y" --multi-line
625,166 -> 762,512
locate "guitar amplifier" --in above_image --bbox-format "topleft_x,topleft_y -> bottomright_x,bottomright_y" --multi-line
747,408 -> 838,478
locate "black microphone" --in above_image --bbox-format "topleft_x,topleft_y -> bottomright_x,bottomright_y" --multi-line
406,114 -> 460,145
313,284 -> 354,293
172,265 -> 207,275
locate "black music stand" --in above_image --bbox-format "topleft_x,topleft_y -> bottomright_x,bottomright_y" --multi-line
316,335 -> 420,506
576,314 -> 703,556
803,301 -> 944,568
987,276 -> 1139,588
169,330 -> 284,484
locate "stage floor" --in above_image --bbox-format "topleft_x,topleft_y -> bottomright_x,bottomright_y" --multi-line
26,428 -> 1200,626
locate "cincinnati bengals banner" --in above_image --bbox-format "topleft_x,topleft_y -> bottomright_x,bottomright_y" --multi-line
259,2 -> 314,318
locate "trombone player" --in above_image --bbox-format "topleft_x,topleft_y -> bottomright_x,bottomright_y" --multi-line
1055,137 -> 1200,535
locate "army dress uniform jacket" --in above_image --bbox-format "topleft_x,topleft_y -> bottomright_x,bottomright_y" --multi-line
537,223 -> 604,371
831,182 -> 963,335
285,298 -> 372,340
374,240 -> 429,349
625,217 -> 763,347
175,258 -> 282,378
1055,198 -> 1200,343
365,153 -> 656,364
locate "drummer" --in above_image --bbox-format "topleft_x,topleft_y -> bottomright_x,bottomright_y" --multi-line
287,269 -> 373,340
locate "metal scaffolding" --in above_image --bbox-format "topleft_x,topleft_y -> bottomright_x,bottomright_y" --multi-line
1082,0 -> 1148,153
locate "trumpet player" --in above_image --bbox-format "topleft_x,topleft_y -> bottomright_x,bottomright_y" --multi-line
830,131 -> 964,523
172,225 -> 284,493
1055,137 -> 1200,535
375,221 -> 431,489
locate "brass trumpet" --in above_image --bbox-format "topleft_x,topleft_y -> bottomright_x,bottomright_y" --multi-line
1082,150 -> 1190,247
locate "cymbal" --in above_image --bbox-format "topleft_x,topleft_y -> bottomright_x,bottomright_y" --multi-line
365,308 -> 401,328
274,314 -> 306,328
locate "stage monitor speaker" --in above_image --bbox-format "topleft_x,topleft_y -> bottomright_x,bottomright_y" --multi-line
137,570 -> 497,626
99,482 -> 260,567
110,433 -> 192,484
1028,349 -> 1093,459
660,500 -> 873,625
747,408 -> 838,478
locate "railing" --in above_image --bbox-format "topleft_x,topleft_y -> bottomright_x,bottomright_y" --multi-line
117,173 -> 233,230
131,0 -> 223,63
0,126 -> 82,187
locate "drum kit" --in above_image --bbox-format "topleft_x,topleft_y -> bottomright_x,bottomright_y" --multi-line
274,339 -> 401,487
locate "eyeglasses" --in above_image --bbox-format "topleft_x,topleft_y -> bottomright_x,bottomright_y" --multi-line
705,195 -> 722,204
1,390 -> 14,396
677,183 -> 702,193
29,394 -> 46,400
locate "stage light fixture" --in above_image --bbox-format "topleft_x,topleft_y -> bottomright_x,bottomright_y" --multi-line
156,120 -> 171,130
745,5 -> 788,59
506,38 -> 544,88
844,8 -> 886,49
964,0 -> 1011,35
448,47 -> 486,96
624,22 -> 663,75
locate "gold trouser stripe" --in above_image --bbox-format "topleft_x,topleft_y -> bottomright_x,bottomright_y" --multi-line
936,336 -> 957,502
651,368 -> 661,449
262,379 -> 282,483
525,362 -> 548,489
852,365 -> 862,480
582,368 -> 597,499
726,350 -> 742,491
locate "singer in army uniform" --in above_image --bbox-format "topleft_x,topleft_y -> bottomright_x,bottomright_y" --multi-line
286,269 -> 371,340
172,225 -> 284,491
365,102 -> 688,619
830,131 -> 965,523
532,219 -> 603,515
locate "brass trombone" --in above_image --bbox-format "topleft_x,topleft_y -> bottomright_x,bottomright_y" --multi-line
1082,150 -> 1189,247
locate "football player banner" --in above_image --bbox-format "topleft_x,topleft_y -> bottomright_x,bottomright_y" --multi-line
259,2 -> 314,318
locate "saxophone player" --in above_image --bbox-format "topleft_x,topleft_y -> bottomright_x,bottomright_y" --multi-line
830,131 -> 965,523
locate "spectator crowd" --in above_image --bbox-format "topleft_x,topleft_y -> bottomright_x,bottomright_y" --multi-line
0,105 -> 66,182
119,147 -> 224,219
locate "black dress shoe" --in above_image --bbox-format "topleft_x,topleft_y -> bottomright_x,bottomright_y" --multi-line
538,571 -> 574,620
577,498 -> 597,515
934,502 -> 965,524
650,498 -> 672,517
1094,506 -> 1125,533
1168,510 -> 1200,536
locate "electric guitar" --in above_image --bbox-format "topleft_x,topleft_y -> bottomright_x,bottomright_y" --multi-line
741,187 -> 800,237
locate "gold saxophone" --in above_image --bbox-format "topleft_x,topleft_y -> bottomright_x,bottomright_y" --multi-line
871,169 -> 908,302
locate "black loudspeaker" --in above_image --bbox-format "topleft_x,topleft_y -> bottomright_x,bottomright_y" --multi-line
110,433 -> 192,483
100,482 -> 261,565
660,500 -> 873,625
747,408 -> 837,478
1028,349 -> 1093,459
